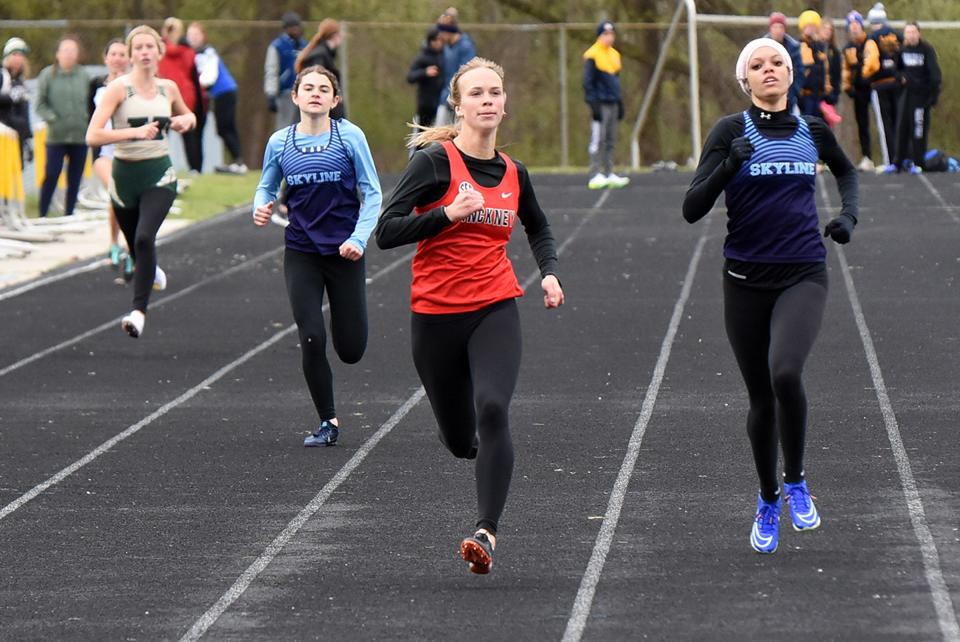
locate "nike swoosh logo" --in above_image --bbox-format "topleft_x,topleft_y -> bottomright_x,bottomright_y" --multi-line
501,192 -> 512,199
751,524 -> 774,549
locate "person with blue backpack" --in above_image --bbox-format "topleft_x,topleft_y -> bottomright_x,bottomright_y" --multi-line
187,22 -> 246,174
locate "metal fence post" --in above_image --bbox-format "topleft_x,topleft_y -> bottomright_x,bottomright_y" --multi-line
559,25 -> 569,168
341,21 -> 350,114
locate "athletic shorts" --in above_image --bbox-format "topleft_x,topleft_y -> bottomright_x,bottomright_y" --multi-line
109,156 -> 177,210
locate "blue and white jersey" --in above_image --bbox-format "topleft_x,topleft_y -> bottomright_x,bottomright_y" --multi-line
255,118 -> 382,255
723,111 -> 824,263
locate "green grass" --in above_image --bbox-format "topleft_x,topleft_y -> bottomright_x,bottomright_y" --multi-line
23,172 -> 259,221
170,172 -> 259,222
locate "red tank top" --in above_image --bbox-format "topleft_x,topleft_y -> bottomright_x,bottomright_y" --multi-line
410,140 -> 523,314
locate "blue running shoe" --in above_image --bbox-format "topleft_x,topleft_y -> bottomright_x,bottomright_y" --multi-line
784,480 -> 821,531
109,244 -> 122,266
304,421 -> 338,447
122,254 -> 134,283
750,494 -> 780,554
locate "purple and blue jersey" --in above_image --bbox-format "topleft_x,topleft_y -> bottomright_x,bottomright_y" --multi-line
723,110 -> 824,263
255,118 -> 382,255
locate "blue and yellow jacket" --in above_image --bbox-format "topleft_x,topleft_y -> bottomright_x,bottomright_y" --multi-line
582,39 -> 621,104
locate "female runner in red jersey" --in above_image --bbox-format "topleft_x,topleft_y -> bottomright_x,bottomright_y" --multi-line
377,57 -> 563,575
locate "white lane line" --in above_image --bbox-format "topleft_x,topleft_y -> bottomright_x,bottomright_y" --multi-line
917,174 -> 960,224
0,207 -> 248,303
179,191 -> 611,641
0,245 -> 285,378
818,177 -> 960,641
562,217 -> 712,642
0,249 -> 416,523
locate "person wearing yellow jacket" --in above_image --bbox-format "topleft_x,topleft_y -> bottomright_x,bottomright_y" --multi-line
582,21 -> 628,190
797,11 -> 831,118
842,11 -> 881,171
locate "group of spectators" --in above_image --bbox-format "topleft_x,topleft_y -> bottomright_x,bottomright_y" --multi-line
0,20 -> 247,217
765,3 -> 942,174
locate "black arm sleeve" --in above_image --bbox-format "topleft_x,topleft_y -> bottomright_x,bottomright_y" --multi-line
928,44 -> 942,103
515,162 -> 559,280
682,115 -> 742,223
806,116 -> 859,221
375,149 -> 453,249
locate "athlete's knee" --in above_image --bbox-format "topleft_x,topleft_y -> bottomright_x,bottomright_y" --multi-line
475,394 -> 508,433
132,234 -> 156,256
298,328 -> 327,355
439,428 -> 477,459
333,335 -> 366,364
771,362 -> 803,398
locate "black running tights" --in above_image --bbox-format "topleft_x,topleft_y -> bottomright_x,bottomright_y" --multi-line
284,248 -> 368,422
411,298 -> 521,535
723,275 -> 828,502
113,187 -> 176,312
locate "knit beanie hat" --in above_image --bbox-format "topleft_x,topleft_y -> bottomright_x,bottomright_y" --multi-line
736,37 -> 793,95
768,12 -> 787,27
846,11 -> 865,29
867,3 -> 887,25
597,21 -> 615,36
3,37 -> 29,58
798,10 -> 822,32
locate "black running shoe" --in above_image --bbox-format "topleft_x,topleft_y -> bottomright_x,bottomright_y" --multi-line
460,531 -> 494,574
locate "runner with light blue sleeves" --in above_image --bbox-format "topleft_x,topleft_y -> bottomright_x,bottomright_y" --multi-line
253,65 -> 382,449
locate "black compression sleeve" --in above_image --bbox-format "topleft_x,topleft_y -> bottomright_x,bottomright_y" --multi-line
375,150 -> 452,249
682,115 -> 742,223
806,117 -> 859,221
515,164 -> 559,279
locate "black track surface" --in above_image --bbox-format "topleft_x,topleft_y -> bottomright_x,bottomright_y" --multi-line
1,172 -> 957,641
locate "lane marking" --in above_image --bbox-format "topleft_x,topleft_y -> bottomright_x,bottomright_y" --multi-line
179,191 -> 611,641
818,176 -> 960,641
917,174 -> 960,224
0,246 -> 285,378
0,207 -> 248,303
0,249 -> 416,522
562,217 -> 712,642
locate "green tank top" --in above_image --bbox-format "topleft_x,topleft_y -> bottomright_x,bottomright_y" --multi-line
111,77 -> 172,161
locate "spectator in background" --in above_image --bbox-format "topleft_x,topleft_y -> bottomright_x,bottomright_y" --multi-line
89,38 -> 130,271
842,11 -> 879,171
583,21 -> 628,190
35,35 -> 90,218
797,11 -> 831,118
435,8 -> 476,126
894,22 -> 941,173
296,18 -> 346,120
867,3 -> 902,172
187,21 -> 247,174
159,17 -> 205,174
406,26 -> 445,129
0,37 -> 32,166
819,17 -> 842,126
766,12 -> 803,113
264,11 -> 307,129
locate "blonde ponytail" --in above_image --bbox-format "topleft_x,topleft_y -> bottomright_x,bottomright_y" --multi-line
406,123 -> 459,150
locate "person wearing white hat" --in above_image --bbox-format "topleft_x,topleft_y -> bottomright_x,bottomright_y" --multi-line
682,38 -> 860,554
0,37 -> 33,165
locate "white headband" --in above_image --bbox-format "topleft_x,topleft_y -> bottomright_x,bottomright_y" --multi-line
735,37 -> 794,95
